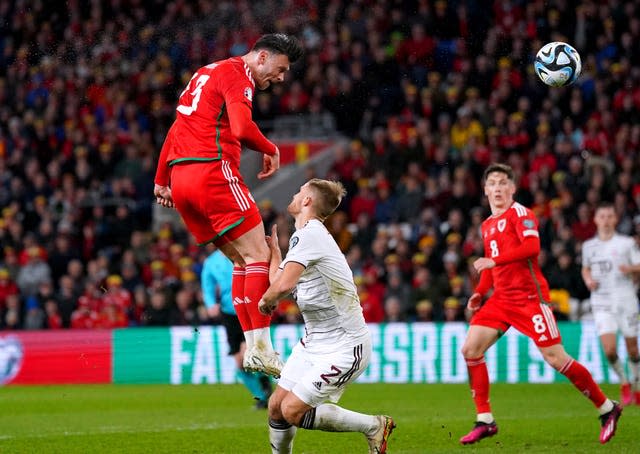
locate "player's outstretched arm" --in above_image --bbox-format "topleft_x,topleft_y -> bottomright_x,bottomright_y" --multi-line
266,224 -> 283,282
259,262 -> 304,315
227,101 -> 278,158
258,147 -> 280,180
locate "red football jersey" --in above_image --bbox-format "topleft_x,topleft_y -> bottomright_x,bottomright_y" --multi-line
481,202 -> 550,303
164,57 -> 255,169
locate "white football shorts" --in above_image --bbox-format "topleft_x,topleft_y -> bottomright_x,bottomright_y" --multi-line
591,297 -> 639,338
278,337 -> 372,407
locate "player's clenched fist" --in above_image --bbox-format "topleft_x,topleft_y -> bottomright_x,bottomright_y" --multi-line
258,297 -> 276,315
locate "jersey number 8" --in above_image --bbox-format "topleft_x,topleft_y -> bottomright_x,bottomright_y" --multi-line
531,314 -> 547,334
489,240 -> 499,258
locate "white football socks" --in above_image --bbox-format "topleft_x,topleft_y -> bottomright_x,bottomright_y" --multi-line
312,403 -> 379,434
269,420 -> 296,454
249,327 -> 275,352
598,399 -> 614,415
476,412 -> 494,424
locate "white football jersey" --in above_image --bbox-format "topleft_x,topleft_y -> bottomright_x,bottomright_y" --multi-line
582,233 -> 640,309
280,219 -> 369,353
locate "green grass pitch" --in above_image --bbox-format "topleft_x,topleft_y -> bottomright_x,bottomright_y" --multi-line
1,383 -> 638,453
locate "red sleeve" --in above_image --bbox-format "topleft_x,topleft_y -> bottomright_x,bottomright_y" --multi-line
226,101 -> 277,155
475,269 -> 493,296
492,236 -> 540,265
154,133 -> 172,186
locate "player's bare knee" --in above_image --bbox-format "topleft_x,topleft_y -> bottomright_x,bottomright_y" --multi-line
268,397 -> 283,421
605,352 -> 618,363
280,402 -> 305,427
461,343 -> 482,359
542,350 -> 566,370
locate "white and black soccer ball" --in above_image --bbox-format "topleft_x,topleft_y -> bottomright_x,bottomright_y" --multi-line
534,42 -> 582,87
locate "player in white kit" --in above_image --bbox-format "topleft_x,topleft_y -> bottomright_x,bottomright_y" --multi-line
259,179 -> 395,454
582,202 -> 640,406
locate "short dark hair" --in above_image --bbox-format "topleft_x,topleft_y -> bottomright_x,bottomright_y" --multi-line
483,163 -> 515,182
252,34 -> 303,63
595,201 -> 615,212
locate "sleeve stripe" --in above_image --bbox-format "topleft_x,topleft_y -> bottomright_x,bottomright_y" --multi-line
513,203 -> 528,217
523,229 -> 539,237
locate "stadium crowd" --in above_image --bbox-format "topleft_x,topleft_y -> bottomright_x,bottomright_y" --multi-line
1,0 -> 640,330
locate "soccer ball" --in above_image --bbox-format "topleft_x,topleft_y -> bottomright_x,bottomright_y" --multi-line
534,42 -> 582,87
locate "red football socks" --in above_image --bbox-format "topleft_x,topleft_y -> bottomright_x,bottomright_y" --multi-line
232,266 -> 252,331
560,358 -> 607,407
244,262 -> 272,329
466,356 -> 492,413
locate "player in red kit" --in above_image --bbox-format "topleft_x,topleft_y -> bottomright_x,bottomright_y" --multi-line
459,163 -> 622,445
153,34 -> 303,377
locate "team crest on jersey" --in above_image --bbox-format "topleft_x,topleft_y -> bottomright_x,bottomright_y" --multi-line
523,219 -> 535,228
290,236 -> 299,249
497,219 -> 506,232
244,87 -> 253,101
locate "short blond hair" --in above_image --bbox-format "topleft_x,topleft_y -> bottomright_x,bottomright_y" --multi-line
307,178 -> 346,220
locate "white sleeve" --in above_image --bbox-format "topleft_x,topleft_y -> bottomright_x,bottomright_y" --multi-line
280,230 -> 318,269
628,238 -> 640,265
582,241 -> 591,267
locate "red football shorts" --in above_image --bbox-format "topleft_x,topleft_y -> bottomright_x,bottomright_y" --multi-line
170,160 -> 262,246
470,297 -> 562,347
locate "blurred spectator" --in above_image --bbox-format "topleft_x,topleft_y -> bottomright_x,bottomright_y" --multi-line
384,271 -> 411,307
16,247 -> 51,297
143,289 -> 171,326
414,299 -> 434,322
130,285 -> 150,326
23,295 -> 45,329
169,289 -> 201,326
355,275 -> 384,323
103,274 -> 132,319
281,303 -> 303,325
384,295 -> 407,322
571,203 -> 597,242
326,211 -> 353,253
0,267 -> 18,311
443,297 -> 464,322
546,251 -> 590,301
409,267 -> 446,319
44,298 -> 63,329
98,300 -> 128,329
2,294 -> 22,330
